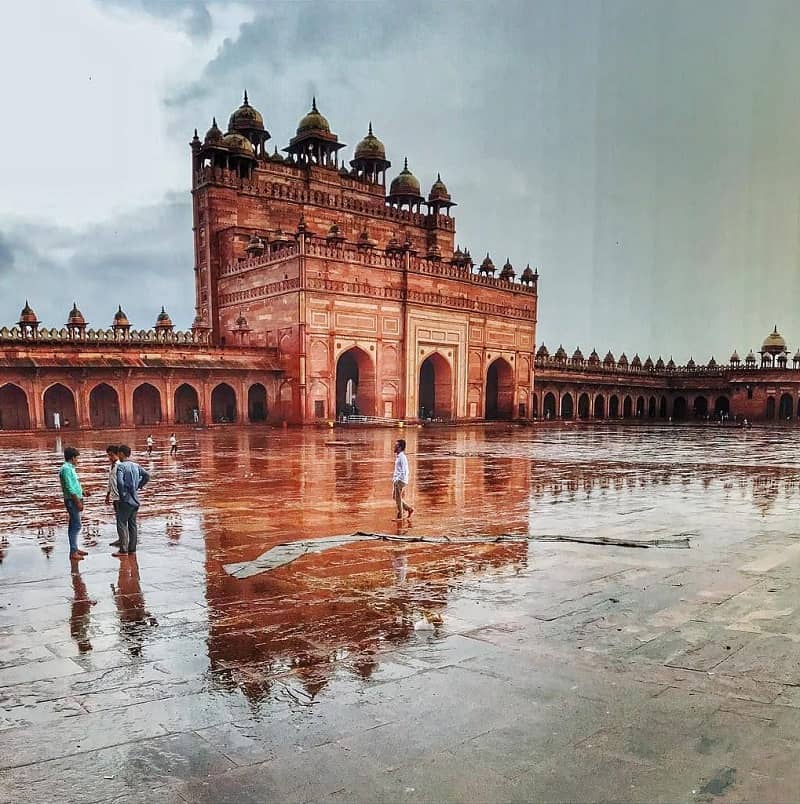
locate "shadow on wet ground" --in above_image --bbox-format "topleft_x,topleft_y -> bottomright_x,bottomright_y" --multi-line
1,424 -> 800,802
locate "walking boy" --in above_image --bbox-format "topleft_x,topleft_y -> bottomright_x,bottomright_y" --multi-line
392,439 -> 414,520
114,444 -> 150,557
146,434 -> 154,456
169,433 -> 178,456
59,447 -> 88,561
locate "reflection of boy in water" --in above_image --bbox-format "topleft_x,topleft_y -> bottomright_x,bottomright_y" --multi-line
70,561 -> 96,653
111,556 -> 157,656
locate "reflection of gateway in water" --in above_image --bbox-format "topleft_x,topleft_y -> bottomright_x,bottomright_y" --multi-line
204,539 -> 527,704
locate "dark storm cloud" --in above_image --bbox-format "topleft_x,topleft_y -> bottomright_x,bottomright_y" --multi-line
95,0 -> 212,38
0,194 -> 195,330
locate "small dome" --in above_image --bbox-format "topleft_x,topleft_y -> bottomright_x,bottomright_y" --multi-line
228,90 -> 265,133
587,349 -> 600,365
761,325 -> 786,355
354,122 -> 386,161
113,305 -> 130,327
631,354 -> 642,368
794,349 -> 800,360
155,306 -> 173,329
389,158 -> 422,197
297,97 -> 330,136
666,357 -> 676,370
428,173 -> 451,203
603,351 -> 615,365
572,347 -> 584,362
730,350 -> 740,363
554,345 -> 568,361
655,357 -> 665,370
235,311 -> 249,329
479,253 -> 496,274
708,356 -> 717,368
19,300 -> 38,325
520,264 -> 535,284
643,356 -> 654,370
745,349 -> 756,363
222,132 -> 255,158
618,353 -> 629,366
203,117 -> 226,147
536,343 -> 549,358
686,357 -> 696,369
68,302 -> 86,326
499,258 -> 515,280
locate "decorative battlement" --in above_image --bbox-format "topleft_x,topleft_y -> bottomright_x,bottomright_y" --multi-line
0,326 -> 212,347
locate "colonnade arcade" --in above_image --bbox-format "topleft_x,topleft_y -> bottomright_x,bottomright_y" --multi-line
533,388 -> 732,421
0,377 -> 273,431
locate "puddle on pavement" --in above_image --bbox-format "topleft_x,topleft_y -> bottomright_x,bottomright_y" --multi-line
1,424 -> 799,712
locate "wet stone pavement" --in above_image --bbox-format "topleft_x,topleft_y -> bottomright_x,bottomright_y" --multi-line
1,423 -> 800,802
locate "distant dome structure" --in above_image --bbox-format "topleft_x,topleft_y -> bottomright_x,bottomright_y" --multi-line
478,253 -> 496,275
631,354 -> 642,369
227,90 -> 270,156
387,158 -> 424,210
155,307 -> 174,330
285,97 -> 344,168
686,357 -> 696,369
554,345 -> 568,362
729,350 -> 740,365
536,343 -> 549,359
427,173 -> 456,215
203,118 -> 226,148
499,258 -> 515,281
19,300 -> 38,326
67,303 -> 86,327
587,349 -> 600,366
351,123 -> 391,184
643,356 -> 654,370
761,325 -> 786,356
603,351 -> 615,366
655,357 -> 665,370
222,132 -> 255,158
571,347 -> 584,363
520,265 -> 536,285
112,305 -> 130,329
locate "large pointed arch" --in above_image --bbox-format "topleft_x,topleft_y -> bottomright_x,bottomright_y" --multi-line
418,352 -> 453,419
44,383 -> 78,429
0,384 -> 30,430
89,383 -> 121,428
485,357 -> 514,420
132,383 -> 162,426
336,347 -> 376,417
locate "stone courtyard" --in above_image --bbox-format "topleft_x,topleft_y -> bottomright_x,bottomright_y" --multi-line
1,424 -> 799,803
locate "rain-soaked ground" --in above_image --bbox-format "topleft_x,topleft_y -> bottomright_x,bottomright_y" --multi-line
1,422 -> 800,802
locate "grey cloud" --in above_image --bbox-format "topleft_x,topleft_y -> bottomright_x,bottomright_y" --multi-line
0,194 -> 194,330
95,0 -> 212,38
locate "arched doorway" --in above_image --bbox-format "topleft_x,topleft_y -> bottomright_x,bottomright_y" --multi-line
623,396 -> 633,418
561,393 -> 574,419
673,397 -> 687,420
578,393 -> 590,418
714,396 -> 730,418
0,384 -> 30,430
766,397 -> 776,419
660,396 -> 668,418
174,384 -> 200,424
133,383 -> 162,426
636,396 -> 645,417
248,383 -> 268,422
89,383 -> 120,428
778,393 -> 793,420
609,395 -> 620,418
593,395 -> 605,418
212,383 -> 237,423
648,396 -> 657,418
418,353 -> 453,419
44,383 -> 78,429
485,358 -> 514,420
336,347 -> 376,417
543,392 -> 556,419
693,397 -> 708,419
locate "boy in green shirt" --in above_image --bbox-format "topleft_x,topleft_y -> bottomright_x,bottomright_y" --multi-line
59,447 -> 88,561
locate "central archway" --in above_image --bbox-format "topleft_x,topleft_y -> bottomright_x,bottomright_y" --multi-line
133,383 -> 162,426
248,383 -> 268,422
485,358 -> 514,420
673,397 -> 688,420
593,395 -> 605,419
418,353 -> 453,419
89,383 -> 120,428
779,393 -> 793,420
560,393 -> 574,419
543,392 -> 556,419
211,383 -> 237,423
0,384 -> 30,430
44,383 -> 78,429
336,347 -> 376,417
174,383 -> 199,424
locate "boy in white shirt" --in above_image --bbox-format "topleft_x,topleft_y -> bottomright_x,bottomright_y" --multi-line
392,439 -> 414,520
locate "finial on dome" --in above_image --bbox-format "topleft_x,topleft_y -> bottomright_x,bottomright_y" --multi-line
368,121 -> 373,135
243,89 -> 249,105
404,157 -> 408,170
212,116 -> 218,127
437,172 -> 441,181
312,95 -> 318,112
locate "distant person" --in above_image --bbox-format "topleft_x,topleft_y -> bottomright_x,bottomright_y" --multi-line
192,408 -> 199,424
53,411 -> 61,430
59,446 -> 88,561
169,432 -> 178,456
146,434 -> 154,456
105,445 -> 121,548
114,444 -> 150,557
392,439 -> 414,520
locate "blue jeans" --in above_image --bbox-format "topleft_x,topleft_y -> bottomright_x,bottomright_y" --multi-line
65,499 -> 81,553
116,501 -> 139,553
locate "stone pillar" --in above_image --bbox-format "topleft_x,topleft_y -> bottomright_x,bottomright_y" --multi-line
238,378 -> 249,423
164,376 -> 175,425
76,380 -> 90,429
31,380 -> 46,430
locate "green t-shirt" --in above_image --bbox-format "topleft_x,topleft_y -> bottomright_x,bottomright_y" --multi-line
59,462 -> 83,500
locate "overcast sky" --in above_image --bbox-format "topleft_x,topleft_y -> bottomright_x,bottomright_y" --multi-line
1,0 -> 799,362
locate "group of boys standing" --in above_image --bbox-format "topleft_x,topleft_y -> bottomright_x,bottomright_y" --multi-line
59,445 -> 150,562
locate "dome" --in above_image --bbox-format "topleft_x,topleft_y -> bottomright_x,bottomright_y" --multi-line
520,264 -> 535,284
618,353 -> 629,366
228,90 -> 265,133
536,343 -> 549,358
389,158 -> 421,197
572,347 -> 584,362
235,311 -> 249,329
554,345 -> 568,361
479,253 -> 496,274
761,325 -> 786,355
655,357 -> 665,370
354,122 -> 386,161
19,300 -> 38,325
499,258 -> 515,280
686,357 -> 696,369
203,117 -> 226,147
297,97 -> 330,136
730,350 -> 740,363
666,357 -> 676,370
643,356 -> 654,370
745,349 -> 756,363
631,354 -> 642,368
222,132 -> 255,158
67,302 -> 86,326
428,173 -> 451,203
794,349 -> 800,360
113,305 -> 130,327
708,356 -> 717,368
587,349 -> 600,365
603,351 -> 615,365
155,306 -> 173,329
